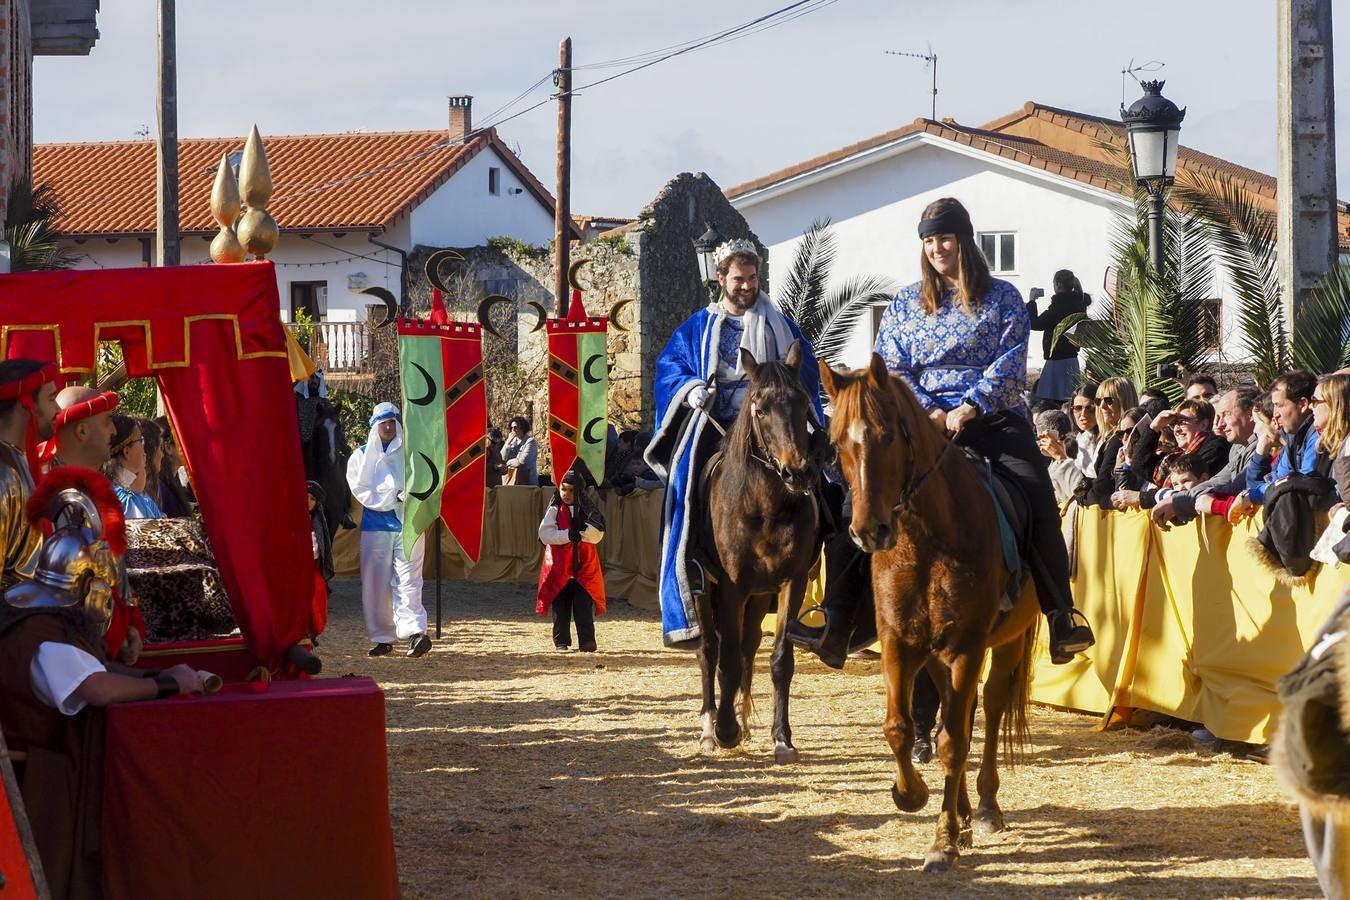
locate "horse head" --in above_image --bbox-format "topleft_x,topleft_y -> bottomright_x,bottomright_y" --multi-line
821,353 -> 939,552
734,340 -> 818,496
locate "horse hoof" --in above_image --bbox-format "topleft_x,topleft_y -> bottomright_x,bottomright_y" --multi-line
973,809 -> 1006,836
958,828 -> 973,850
891,780 -> 928,813
922,850 -> 958,873
774,745 -> 799,765
699,736 -> 719,755
715,725 -> 742,750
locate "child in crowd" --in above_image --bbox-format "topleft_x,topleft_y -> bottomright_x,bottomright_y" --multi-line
1160,454 -> 1209,498
537,468 -> 606,652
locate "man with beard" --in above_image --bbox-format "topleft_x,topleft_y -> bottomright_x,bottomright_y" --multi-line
644,239 -> 824,647
0,359 -> 60,587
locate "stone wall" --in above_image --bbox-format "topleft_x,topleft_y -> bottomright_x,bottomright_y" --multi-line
365,171 -> 763,480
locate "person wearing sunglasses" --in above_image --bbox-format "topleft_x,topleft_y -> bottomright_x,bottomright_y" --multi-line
1082,376 -> 1139,508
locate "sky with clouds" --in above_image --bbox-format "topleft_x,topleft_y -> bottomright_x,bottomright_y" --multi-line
32,0 -> 1350,218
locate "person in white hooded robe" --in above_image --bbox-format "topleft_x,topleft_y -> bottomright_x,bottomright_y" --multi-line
345,402 -> 431,658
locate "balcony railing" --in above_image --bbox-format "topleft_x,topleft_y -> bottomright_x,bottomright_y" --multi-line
287,321 -> 373,373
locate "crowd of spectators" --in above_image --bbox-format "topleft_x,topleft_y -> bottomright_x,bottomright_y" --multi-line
1033,368 -> 1350,580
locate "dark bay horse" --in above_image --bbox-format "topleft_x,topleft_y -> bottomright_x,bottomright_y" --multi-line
694,342 -> 820,764
821,354 -> 1039,872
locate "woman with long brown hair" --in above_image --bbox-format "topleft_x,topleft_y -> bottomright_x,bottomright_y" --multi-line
871,196 -> 1094,664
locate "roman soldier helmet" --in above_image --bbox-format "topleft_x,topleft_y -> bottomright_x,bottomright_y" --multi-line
3,467 -> 126,633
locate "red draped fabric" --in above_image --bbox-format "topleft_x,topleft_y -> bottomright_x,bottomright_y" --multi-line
0,263 -> 313,670
439,322 -> 487,562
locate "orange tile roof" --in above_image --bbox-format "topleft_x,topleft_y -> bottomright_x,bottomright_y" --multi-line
33,127 -> 564,237
725,100 -> 1350,249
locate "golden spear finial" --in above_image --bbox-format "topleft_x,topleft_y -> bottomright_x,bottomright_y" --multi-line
208,151 -> 245,263
236,124 -> 279,259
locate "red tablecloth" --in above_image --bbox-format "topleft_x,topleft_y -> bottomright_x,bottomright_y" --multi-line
102,677 -> 398,900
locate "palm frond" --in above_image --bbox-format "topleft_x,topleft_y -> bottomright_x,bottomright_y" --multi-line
777,218 -> 835,341
811,275 -> 898,365
4,179 -> 74,272
1174,172 -> 1286,383
1294,263 -> 1350,374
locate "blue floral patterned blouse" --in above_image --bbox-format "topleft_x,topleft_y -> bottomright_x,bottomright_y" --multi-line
874,278 -> 1030,420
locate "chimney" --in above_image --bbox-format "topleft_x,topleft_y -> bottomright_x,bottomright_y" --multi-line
448,95 -> 473,143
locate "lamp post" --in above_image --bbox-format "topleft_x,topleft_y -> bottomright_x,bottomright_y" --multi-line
1121,80 -> 1186,275
692,224 -> 724,301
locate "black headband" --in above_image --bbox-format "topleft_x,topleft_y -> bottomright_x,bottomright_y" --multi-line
917,208 -> 974,239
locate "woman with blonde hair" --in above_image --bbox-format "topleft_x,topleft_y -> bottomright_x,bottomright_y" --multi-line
870,196 -> 1094,664
1314,372 -> 1350,507
1082,376 -> 1140,508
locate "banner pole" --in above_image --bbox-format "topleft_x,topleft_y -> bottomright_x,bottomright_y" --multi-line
434,520 -> 443,638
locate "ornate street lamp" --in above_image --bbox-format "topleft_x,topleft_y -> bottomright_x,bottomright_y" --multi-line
1121,80 -> 1186,275
692,224 -> 724,296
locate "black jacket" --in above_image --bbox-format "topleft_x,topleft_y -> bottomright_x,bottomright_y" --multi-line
1082,431 -> 1136,508
1026,290 -> 1090,360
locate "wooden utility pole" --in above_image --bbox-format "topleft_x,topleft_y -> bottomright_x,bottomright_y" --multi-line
1276,0 -> 1337,329
155,0 -> 180,266
554,37 -> 572,316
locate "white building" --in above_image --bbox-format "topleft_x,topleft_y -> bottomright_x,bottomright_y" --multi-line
33,96 -> 567,368
727,101 -> 1350,369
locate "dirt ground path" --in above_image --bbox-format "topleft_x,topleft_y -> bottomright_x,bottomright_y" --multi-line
319,576 -> 1318,899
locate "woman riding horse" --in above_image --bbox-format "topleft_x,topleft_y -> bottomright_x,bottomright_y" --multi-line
807,197 -> 1093,665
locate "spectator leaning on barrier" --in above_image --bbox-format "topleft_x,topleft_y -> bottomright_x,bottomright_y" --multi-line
1151,387 -> 1262,528
1082,376 -> 1139,508
1121,398 -> 1229,511
1314,373 -> 1350,509
1070,384 -> 1100,481
1231,371 -> 1323,521
1035,408 -> 1079,505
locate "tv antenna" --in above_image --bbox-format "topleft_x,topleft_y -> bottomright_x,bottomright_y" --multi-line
134,124 -> 151,140
1120,58 -> 1165,105
886,44 -> 937,120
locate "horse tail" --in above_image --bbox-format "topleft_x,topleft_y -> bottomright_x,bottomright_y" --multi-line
1000,615 -> 1038,770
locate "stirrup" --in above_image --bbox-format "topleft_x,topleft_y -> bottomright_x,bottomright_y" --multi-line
785,608 -> 830,651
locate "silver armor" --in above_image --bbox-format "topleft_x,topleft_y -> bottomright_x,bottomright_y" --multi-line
3,488 -> 119,633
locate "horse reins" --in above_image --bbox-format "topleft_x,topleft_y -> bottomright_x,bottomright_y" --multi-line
700,388 -> 806,487
890,412 -> 961,516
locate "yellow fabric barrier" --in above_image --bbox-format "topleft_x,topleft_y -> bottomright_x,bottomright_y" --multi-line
1030,506 -> 1347,744
331,486 -> 663,610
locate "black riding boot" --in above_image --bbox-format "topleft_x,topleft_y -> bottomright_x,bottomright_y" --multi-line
912,669 -> 939,763
957,413 -> 1095,665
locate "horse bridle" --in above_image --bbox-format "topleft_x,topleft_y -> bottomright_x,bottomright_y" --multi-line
888,410 -> 960,516
703,391 -> 811,490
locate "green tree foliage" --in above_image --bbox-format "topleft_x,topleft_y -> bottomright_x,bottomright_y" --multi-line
776,218 -> 897,366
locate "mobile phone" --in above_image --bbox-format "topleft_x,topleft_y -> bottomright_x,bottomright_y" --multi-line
1156,363 -> 1180,380
1028,287 -> 1045,301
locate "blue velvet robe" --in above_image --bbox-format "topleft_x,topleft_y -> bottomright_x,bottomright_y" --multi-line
644,306 -> 821,644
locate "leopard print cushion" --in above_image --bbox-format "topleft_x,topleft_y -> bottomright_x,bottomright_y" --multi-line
125,518 -> 237,643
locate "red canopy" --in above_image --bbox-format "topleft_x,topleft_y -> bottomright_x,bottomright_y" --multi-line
0,262 -> 312,670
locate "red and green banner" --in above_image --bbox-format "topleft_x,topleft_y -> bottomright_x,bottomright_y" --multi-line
397,315 -> 488,563
547,290 -> 607,482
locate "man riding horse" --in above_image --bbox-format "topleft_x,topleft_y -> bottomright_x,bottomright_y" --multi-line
645,239 -> 826,648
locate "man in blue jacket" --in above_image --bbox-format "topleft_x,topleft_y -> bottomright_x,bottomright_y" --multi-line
1232,371 -> 1322,517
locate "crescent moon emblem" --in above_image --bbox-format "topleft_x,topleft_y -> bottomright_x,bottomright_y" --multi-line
608,298 -> 634,332
424,249 -> 464,294
361,286 -> 398,327
567,258 -> 591,292
475,294 -> 514,339
408,361 -> 436,406
583,417 -> 604,445
582,353 -> 604,385
408,451 -> 441,501
526,301 -> 549,333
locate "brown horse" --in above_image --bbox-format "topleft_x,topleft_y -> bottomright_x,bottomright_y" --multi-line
821,353 -> 1039,872
693,341 -> 819,764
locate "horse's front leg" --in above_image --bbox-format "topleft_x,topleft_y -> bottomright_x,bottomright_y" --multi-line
769,575 -> 807,764
696,584 -> 720,754
925,651 -> 981,873
735,593 -> 771,745
880,627 -> 928,813
713,582 -> 745,749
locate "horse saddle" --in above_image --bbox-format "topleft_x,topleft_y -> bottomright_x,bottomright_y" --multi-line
960,447 -> 1032,608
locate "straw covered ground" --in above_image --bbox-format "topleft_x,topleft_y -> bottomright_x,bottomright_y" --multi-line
320,576 -> 1319,899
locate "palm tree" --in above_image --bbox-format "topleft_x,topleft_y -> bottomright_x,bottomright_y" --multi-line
1055,198 -> 1215,400
776,218 -> 898,366
5,179 -> 75,272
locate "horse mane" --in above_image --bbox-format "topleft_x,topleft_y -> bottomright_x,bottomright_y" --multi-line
828,367 -> 946,469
